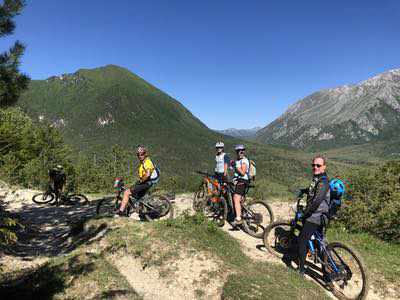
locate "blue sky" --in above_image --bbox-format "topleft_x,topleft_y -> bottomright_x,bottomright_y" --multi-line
1,0 -> 400,129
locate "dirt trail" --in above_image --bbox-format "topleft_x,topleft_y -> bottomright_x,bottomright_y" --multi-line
112,252 -> 222,300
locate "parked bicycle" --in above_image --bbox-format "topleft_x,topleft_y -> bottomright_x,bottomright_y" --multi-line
193,171 -> 228,227
263,197 -> 368,300
193,171 -> 274,236
96,177 -> 174,221
32,186 -> 88,206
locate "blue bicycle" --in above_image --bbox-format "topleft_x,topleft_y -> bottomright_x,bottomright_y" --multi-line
263,197 -> 368,300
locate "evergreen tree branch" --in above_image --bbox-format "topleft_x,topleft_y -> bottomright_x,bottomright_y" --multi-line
0,0 -> 25,37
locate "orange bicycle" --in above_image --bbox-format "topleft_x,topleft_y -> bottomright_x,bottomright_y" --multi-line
193,171 -> 228,227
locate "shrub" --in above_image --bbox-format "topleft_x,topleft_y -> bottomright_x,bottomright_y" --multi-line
339,161 -> 400,243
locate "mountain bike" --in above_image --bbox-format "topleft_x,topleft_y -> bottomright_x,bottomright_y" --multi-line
263,197 -> 368,300
193,171 -> 228,227
225,180 -> 274,238
96,178 -> 173,221
32,186 -> 88,206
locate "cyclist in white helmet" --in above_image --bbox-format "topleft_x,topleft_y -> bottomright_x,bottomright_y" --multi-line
232,144 -> 250,226
214,141 -> 230,183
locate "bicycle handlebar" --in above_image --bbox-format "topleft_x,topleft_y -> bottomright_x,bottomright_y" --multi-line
195,170 -> 214,177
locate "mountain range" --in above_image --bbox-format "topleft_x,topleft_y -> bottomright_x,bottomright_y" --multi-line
216,127 -> 261,140
256,69 -> 400,151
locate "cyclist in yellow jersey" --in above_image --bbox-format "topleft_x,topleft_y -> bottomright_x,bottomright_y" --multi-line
116,145 -> 159,217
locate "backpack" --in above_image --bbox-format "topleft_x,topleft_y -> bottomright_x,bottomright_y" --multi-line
150,164 -> 161,184
248,159 -> 257,181
326,177 -> 346,219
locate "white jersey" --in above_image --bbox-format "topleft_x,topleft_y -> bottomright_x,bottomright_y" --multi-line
215,153 -> 226,174
234,157 -> 249,180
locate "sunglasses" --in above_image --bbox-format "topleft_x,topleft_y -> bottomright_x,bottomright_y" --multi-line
311,163 -> 323,168
137,153 -> 145,157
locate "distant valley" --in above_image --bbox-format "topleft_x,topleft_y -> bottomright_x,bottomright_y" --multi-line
216,127 -> 261,140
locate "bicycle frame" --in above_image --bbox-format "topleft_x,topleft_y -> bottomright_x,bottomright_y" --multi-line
113,177 -> 162,214
308,231 -> 340,274
293,197 -> 341,275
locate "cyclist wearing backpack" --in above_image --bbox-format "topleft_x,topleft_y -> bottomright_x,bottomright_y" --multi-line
214,141 -> 230,183
116,145 -> 159,217
296,156 -> 330,276
48,165 -> 66,206
231,144 -> 250,226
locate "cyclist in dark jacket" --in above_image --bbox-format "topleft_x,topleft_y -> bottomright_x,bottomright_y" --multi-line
297,156 -> 330,276
49,165 -> 66,205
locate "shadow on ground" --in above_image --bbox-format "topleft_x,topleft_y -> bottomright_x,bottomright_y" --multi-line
0,195 -> 134,299
0,254 -> 94,299
2,196 -> 113,257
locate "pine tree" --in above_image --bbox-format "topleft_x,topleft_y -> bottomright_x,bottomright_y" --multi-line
0,0 -> 29,107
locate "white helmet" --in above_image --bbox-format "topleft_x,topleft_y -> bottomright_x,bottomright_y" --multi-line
234,144 -> 245,151
215,141 -> 224,148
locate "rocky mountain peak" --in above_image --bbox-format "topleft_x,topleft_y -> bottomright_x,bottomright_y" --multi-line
256,68 -> 400,150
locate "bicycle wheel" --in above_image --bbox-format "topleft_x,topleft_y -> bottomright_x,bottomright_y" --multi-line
193,182 -> 206,212
96,197 -> 120,216
263,221 -> 296,258
67,193 -> 89,205
32,192 -> 55,204
152,196 -> 172,218
242,200 -> 274,238
202,196 -> 228,227
324,242 -> 368,300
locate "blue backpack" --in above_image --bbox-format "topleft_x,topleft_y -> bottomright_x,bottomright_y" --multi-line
327,177 -> 346,219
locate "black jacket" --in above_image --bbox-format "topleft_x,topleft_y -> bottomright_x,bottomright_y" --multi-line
303,172 -> 330,225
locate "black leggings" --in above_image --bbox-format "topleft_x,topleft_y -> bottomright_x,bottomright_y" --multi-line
298,221 -> 321,272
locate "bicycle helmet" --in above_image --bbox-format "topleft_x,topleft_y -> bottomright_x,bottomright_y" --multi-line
215,141 -> 224,148
329,178 -> 345,198
56,164 -> 63,171
136,145 -> 147,155
234,144 -> 245,151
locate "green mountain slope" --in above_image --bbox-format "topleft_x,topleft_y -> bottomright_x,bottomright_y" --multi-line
19,65 -> 212,151
18,65 -> 219,176
17,65 -> 337,193
321,137 -> 400,164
